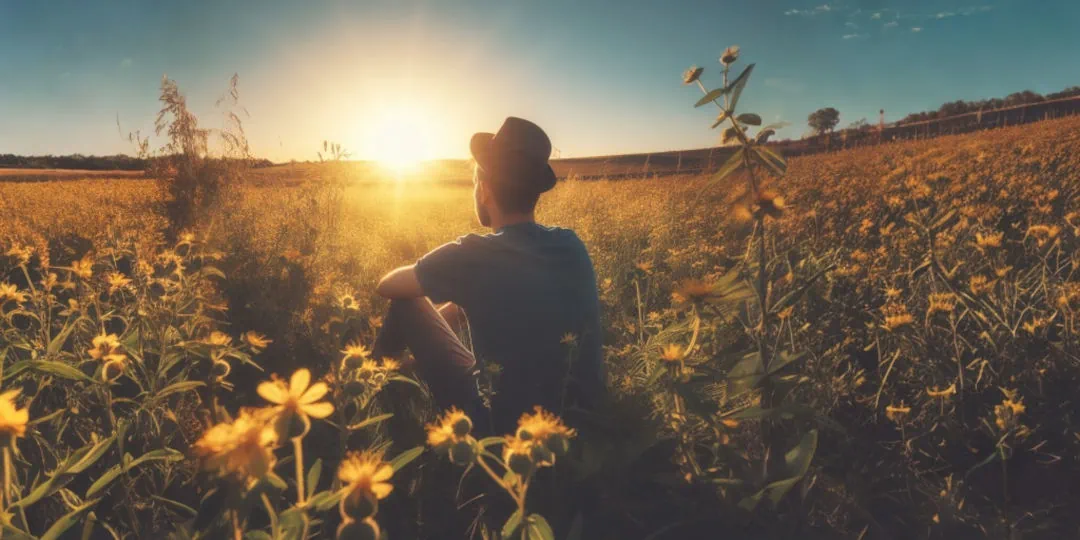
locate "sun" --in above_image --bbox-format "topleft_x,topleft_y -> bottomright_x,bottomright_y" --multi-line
370,106 -> 434,173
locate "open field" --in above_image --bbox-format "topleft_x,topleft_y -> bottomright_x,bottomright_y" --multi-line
2,115 -> 1080,538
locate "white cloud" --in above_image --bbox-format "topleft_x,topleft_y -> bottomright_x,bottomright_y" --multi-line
843,33 -> 867,40
871,12 -> 882,19
120,58 -> 133,68
960,5 -> 994,16
845,21 -> 859,28
911,26 -> 923,32
815,4 -> 833,12
936,11 -> 956,19
785,8 -> 806,16
884,21 -> 898,28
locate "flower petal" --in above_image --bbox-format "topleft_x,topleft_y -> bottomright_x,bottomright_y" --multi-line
299,382 -> 329,404
373,464 -> 393,483
257,381 -> 288,404
289,369 -> 311,398
301,401 -> 335,419
372,482 -> 393,499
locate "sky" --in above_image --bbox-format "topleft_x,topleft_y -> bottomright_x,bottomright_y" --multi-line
1,0 -> 1078,162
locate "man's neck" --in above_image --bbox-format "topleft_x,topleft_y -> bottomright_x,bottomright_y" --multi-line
490,212 -> 536,232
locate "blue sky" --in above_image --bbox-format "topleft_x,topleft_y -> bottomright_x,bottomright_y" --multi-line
1,0 -> 1077,162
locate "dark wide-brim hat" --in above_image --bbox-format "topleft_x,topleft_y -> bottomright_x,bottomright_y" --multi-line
470,117 -> 557,194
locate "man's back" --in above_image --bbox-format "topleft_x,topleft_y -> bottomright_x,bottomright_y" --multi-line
415,222 -> 603,432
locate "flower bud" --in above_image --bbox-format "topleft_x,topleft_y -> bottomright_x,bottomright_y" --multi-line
530,443 -> 555,466
344,355 -> 366,371
451,415 -> 472,437
337,517 -> 380,540
507,451 -> 534,477
515,427 -> 534,441
449,439 -> 476,466
340,488 -> 378,521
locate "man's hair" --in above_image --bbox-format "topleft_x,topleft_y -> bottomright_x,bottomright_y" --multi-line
475,165 -> 542,214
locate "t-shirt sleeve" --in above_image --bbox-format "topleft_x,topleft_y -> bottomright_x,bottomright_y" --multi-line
414,235 -> 483,305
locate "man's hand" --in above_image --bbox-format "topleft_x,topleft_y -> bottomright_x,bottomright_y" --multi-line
376,265 -> 424,299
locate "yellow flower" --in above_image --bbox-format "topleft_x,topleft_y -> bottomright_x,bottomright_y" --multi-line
106,272 -> 132,295
242,331 -> 273,350
204,331 -> 233,347
71,255 -> 94,280
193,408 -> 278,483
341,341 -> 371,361
974,231 -> 1003,249
515,406 -> 576,445
672,279 -> 714,305
882,304 -> 914,331
257,369 -> 335,429
994,390 -> 1026,432
0,283 -> 28,305
660,344 -> 685,363
635,261 -> 654,274
0,390 -> 30,441
682,65 -> 704,85
885,403 -> 911,423
5,245 -> 32,266
379,358 -> 401,372
927,293 -> 958,316
926,384 -> 957,399
719,45 -> 740,66
339,293 -> 358,311
88,333 -> 122,360
102,354 -> 127,382
969,275 -> 994,296
40,272 -> 58,291
338,450 -> 394,500
560,332 -> 577,345
884,287 -> 902,300
426,407 -> 472,448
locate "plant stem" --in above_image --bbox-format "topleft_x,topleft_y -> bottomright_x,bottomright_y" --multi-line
2,446 -> 10,510
261,493 -> 279,540
231,509 -> 243,540
292,437 -> 306,505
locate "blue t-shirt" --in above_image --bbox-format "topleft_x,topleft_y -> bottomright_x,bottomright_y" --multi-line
415,222 -> 604,431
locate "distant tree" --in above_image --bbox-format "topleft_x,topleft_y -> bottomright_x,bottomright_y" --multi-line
847,118 -> 872,131
808,107 -> 841,135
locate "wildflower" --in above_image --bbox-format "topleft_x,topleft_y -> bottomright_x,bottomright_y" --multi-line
884,287 -> 902,300
882,304 -> 914,331
755,189 -> 785,219
974,231 -> 1003,249
660,344 -> 685,363
5,245 -> 32,266
71,255 -> 94,280
106,272 -> 132,295
102,353 -> 127,382
515,406 -> 576,458
0,283 -> 28,306
671,279 -> 714,305
88,333 -> 122,360
342,340 -> 370,361
560,332 -> 578,345
368,316 -> 383,329
192,409 -> 278,484
635,261 -> 654,274
969,275 -> 994,295
927,293 -> 958,316
1025,224 -> 1060,247
885,402 -> 911,423
257,369 -> 335,435
993,389 -> 1026,432
40,272 -> 58,291
682,65 -> 704,85
338,450 -> 394,520
926,384 -> 957,399
776,305 -> 795,320
242,331 -> 272,350
204,331 -> 233,347
1022,317 -> 1049,335
994,265 -> 1013,278
338,293 -> 358,311
0,390 -> 29,444
426,407 -> 472,449
719,45 -> 740,66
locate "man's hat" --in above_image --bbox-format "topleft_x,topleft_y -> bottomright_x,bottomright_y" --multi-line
470,117 -> 557,194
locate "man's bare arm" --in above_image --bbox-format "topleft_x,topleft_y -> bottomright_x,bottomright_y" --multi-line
376,265 -> 424,299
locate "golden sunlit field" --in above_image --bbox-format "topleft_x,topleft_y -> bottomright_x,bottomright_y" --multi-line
2,111 -> 1079,538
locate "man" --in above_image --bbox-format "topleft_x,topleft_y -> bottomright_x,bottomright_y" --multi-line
373,117 -> 604,434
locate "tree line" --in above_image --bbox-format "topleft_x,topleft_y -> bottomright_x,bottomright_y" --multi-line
0,153 -> 274,171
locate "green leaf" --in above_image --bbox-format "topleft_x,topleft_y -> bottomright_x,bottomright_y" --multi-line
243,532 -> 272,540
67,435 -> 117,474
783,429 -> 818,479
152,381 -> 205,402
346,413 -> 393,431
1,360 -> 29,381
759,121 -> 791,132
709,148 -> 745,186
40,499 -> 99,540
694,87 -> 729,108
32,360 -> 93,382
525,514 -> 555,540
309,489 -> 345,512
149,495 -> 197,517
0,524 -> 36,540
753,146 -> 787,176
502,508 -> 524,538
768,264 -> 832,317
728,63 -> 756,112
736,113 -> 762,126
85,448 -> 183,498
306,458 -> 323,500
47,321 -> 79,355
389,446 -> 424,473
765,351 -> 806,377
710,111 -> 730,129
